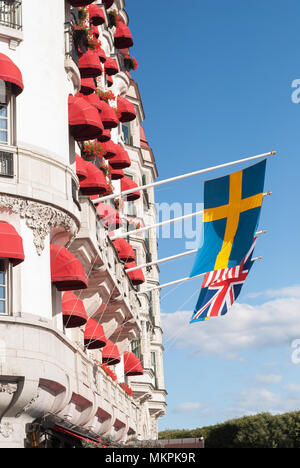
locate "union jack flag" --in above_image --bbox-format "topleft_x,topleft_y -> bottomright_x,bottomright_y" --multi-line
190,238 -> 257,323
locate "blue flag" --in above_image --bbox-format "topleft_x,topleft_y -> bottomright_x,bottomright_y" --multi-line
190,159 -> 266,277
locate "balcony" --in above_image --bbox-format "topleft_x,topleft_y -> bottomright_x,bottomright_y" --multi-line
0,1 -> 23,49
0,1 -> 22,30
64,22 -> 81,92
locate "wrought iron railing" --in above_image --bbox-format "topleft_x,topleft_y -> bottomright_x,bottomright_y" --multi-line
0,1 -> 22,30
0,150 -> 14,178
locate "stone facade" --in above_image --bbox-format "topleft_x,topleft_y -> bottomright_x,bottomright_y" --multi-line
0,0 -> 166,448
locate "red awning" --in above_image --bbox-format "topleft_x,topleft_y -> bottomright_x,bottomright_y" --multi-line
80,78 -> 95,95
140,126 -> 150,148
84,318 -> 107,349
98,100 -> 119,129
68,94 -> 103,141
0,53 -> 24,96
109,165 -> 124,180
91,24 -> 99,39
109,146 -> 131,169
117,96 -> 136,123
123,351 -> 143,376
75,153 -> 88,181
69,0 -> 94,6
121,176 -> 141,201
98,128 -> 111,143
50,244 -> 88,291
79,49 -> 102,78
104,57 -> 119,76
98,48 -> 107,64
0,222 -> 24,266
62,291 -> 88,328
114,22 -> 134,49
101,140 -> 118,160
79,161 -> 108,196
106,75 -> 113,87
97,203 -> 122,229
88,4 -> 106,25
112,238 -> 135,262
102,339 -> 121,365
81,92 -> 103,112
125,263 -> 145,285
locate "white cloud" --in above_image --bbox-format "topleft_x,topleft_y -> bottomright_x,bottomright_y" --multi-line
173,402 -> 207,414
161,291 -> 300,358
282,383 -> 300,392
228,386 -> 300,418
247,284 -> 300,299
255,374 -> 283,385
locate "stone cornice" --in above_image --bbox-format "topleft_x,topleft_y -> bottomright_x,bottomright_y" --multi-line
0,193 -> 79,255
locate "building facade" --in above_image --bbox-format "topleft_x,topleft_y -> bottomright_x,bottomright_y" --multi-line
0,0 -> 166,448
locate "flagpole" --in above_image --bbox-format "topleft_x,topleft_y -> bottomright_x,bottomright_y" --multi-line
111,193 -> 271,242
139,257 -> 262,294
110,209 -> 204,241
125,249 -> 198,273
92,150 -> 276,205
126,230 -> 267,273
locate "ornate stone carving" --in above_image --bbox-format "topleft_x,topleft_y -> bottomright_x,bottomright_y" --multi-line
0,383 -> 18,395
0,194 -> 79,255
0,423 -> 14,439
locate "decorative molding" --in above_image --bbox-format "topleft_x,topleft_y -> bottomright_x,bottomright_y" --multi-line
15,389 -> 40,419
0,194 -> 79,255
0,383 -> 18,395
0,423 -> 14,439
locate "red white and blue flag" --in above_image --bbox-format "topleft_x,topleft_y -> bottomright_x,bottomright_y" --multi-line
190,238 -> 257,323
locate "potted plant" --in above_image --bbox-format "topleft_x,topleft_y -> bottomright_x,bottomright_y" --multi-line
124,55 -> 138,72
95,87 -> 115,103
82,141 -> 105,160
108,10 -> 118,28
72,23 -> 89,54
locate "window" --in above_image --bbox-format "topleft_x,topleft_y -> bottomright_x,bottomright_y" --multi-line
131,337 -> 142,361
147,291 -> 154,324
127,201 -> 136,217
0,81 -> 10,145
151,351 -> 158,388
122,123 -> 132,145
0,1 -> 22,30
0,260 -> 7,315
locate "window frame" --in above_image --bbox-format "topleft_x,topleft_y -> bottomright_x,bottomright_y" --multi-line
0,258 -> 11,316
122,122 -> 132,146
0,81 -> 14,147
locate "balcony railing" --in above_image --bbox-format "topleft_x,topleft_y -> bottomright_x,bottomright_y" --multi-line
0,1 -> 22,30
64,22 -> 79,66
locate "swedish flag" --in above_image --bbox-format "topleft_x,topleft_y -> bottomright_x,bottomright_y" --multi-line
190,159 -> 266,277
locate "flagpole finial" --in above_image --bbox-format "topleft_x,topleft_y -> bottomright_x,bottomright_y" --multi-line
271,150 -> 277,155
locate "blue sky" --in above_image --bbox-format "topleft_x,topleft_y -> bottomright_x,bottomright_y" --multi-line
125,0 -> 300,431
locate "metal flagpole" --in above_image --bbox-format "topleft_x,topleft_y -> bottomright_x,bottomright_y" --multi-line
125,249 -> 198,273
92,151 -> 276,205
139,257 -> 263,294
126,230 -> 267,273
111,194 -> 271,242
110,209 -> 204,241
